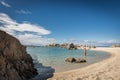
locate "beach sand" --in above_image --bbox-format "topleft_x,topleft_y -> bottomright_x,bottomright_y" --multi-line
48,47 -> 120,80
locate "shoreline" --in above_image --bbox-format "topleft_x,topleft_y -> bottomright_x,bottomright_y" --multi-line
49,47 -> 120,80
27,46 -> 110,73
54,48 -> 111,73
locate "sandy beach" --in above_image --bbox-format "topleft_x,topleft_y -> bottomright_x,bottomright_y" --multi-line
49,47 -> 120,80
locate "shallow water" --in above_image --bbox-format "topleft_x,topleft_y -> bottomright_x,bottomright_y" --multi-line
27,46 -> 111,72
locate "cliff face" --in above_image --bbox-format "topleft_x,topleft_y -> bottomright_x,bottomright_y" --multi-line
0,30 -> 38,80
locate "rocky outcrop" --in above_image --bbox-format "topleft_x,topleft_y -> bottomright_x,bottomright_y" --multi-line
46,43 -> 60,47
46,43 -> 78,50
68,43 -> 77,50
0,30 -> 38,80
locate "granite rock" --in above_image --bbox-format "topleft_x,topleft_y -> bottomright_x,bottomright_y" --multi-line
0,30 -> 38,80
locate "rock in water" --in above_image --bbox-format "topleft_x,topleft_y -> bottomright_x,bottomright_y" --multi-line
65,57 -> 76,62
76,58 -> 87,63
76,58 -> 82,63
0,30 -> 38,80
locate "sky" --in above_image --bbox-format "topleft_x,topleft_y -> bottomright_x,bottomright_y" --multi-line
0,0 -> 120,46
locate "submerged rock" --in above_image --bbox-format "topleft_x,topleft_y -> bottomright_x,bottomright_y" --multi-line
65,57 -> 76,62
0,30 -> 38,80
30,63 -> 55,80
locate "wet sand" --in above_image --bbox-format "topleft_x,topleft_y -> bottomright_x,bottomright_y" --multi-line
49,47 -> 120,80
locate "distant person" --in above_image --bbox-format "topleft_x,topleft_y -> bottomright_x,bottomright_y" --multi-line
84,47 -> 87,59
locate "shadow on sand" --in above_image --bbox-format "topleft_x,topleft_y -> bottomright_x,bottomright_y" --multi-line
30,62 -> 55,80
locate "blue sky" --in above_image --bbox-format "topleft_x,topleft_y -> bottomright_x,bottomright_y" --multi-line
0,0 -> 120,45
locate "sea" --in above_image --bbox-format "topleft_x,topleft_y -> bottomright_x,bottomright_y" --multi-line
27,46 -> 110,73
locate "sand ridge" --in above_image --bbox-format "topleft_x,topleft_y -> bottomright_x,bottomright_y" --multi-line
49,47 -> 120,80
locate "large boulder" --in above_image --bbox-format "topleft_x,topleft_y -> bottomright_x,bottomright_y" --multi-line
65,57 -> 87,63
65,57 -> 76,62
0,30 -> 38,80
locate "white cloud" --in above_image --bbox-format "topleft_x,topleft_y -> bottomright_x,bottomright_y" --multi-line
17,34 -> 56,45
0,13 -> 119,46
0,13 -> 51,35
0,13 -> 54,45
16,10 -> 32,14
0,0 -> 11,7
0,13 -> 16,24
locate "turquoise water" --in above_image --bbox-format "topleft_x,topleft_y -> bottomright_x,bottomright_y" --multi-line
27,47 -> 110,72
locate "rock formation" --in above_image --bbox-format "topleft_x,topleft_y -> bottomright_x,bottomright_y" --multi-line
65,57 -> 76,63
65,57 -> 86,63
76,58 -> 86,63
68,43 -> 77,50
46,43 -> 78,50
0,30 -> 38,80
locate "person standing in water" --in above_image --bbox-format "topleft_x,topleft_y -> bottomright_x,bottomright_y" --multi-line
84,47 -> 87,60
